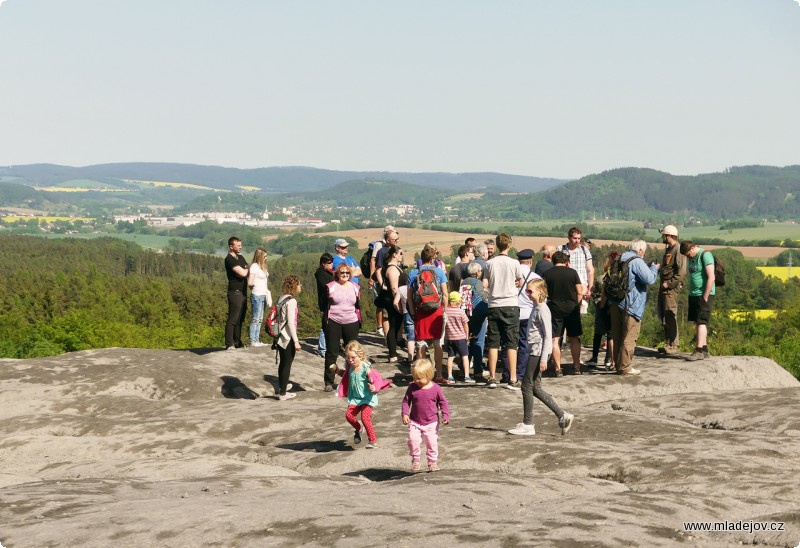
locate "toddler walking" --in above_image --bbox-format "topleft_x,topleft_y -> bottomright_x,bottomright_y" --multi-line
336,340 -> 392,448
444,291 -> 472,383
401,359 -> 450,472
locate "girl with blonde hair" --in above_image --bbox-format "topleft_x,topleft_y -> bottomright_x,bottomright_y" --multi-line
508,278 -> 574,436
248,247 -> 271,347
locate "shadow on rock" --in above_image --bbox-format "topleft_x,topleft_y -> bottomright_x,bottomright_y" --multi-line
342,468 -> 415,482
276,440 -> 354,453
220,375 -> 260,399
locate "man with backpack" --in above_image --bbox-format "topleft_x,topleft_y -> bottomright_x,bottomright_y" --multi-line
606,239 -> 659,376
680,240 -> 717,361
407,244 -> 449,381
365,226 -> 397,337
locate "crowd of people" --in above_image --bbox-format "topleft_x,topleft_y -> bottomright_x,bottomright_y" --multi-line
222,224 -> 718,469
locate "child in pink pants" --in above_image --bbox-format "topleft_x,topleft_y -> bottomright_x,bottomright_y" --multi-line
401,359 -> 450,472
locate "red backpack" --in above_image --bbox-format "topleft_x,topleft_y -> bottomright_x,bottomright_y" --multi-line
412,268 -> 442,312
265,296 -> 294,338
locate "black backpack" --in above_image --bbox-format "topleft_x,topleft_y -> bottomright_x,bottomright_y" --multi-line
359,241 -> 381,279
702,251 -> 726,287
604,256 -> 636,301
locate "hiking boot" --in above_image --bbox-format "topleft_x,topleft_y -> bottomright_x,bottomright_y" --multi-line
353,429 -> 362,444
505,380 -> 521,391
686,349 -> 706,361
508,423 -> 535,436
664,345 -> 680,355
702,347 -> 710,358
560,413 -> 574,435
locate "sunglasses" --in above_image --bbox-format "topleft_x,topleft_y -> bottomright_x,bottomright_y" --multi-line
340,272 -> 351,276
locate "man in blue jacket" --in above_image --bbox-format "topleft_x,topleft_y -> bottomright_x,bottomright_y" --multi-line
608,239 -> 659,376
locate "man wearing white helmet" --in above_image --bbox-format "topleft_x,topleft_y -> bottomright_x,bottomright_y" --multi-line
658,225 -> 686,354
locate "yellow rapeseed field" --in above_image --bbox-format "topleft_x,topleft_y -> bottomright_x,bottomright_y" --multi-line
757,266 -> 799,281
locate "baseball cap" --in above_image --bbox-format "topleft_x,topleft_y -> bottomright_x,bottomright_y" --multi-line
334,238 -> 349,248
448,291 -> 462,303
660,225 -> 679,237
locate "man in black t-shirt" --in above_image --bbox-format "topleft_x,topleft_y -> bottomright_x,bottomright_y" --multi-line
225,236 -> 249,349
543,251 -> 584,376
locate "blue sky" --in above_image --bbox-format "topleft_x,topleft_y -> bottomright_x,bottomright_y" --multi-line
1,0 -> 798,179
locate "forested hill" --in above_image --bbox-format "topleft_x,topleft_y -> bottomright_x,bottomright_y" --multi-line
296,179 -> 451,207
0,163 -> 565,194
512,165 -> 800,221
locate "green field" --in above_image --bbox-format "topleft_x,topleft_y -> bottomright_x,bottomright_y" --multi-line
648,222 -> 800,243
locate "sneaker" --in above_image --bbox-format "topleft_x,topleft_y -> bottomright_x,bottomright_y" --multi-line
428,463 -> 440,472
324,384 -> 334,392
686,350 -> 705,361
277,392 -> 296,401
560,412 -> 574,435
366,441 -> 378,449
554,369 -> 563,378
388,357 -> 398,363
353,429 -> 362,444
505,380 -> 521,391
411,460 -> 421,472
226,346 -> 237,351
702,347 -> 710,358
377,327 -> 385,337
462,376 -> 476,384
508,423 -> 535,436
250,341 -> 266,347
486,377 -> 497,389
665,345 -> 680,355
585,357 -> 598,366
619,368 -> 641,376
445,377 -> 456,385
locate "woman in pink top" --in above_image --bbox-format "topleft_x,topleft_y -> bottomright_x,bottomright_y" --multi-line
323,263 -> 362,391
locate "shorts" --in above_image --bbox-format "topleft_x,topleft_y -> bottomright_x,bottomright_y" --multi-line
403,312 -> 415,342
445,339 -> 469,358
552,307 -> 583,338
486,306 -> 520,350
688,295 -> 714,325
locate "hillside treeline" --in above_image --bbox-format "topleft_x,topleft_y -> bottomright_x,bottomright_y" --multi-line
522,165 -> 800,222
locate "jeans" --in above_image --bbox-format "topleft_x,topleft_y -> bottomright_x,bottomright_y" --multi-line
522,354 -> 564,426
468,313 -> 487,378
318,313 -> 328,356
249,294 -> 266,344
